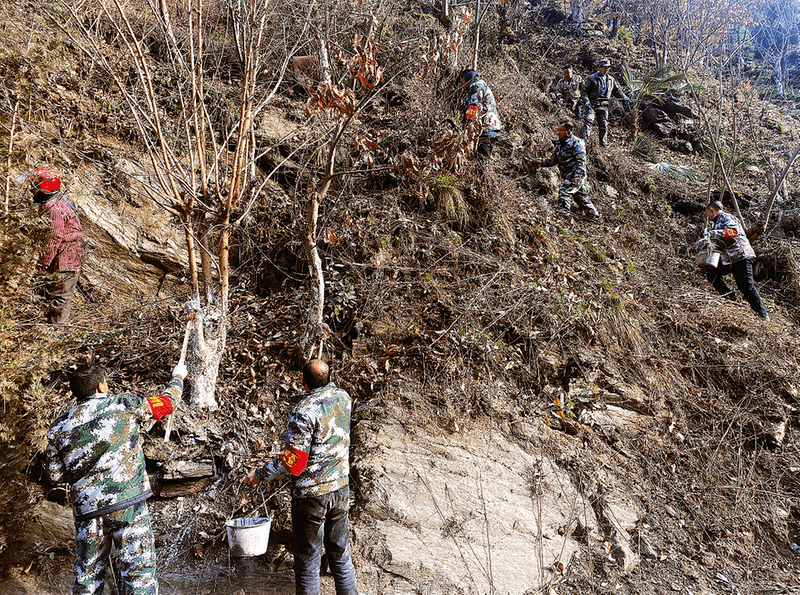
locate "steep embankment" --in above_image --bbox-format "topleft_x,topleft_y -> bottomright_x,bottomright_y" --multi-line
2,3 -> 800,595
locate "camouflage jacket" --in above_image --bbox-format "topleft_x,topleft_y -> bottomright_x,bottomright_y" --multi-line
581,72 -> 629,106
541,134 -> 587,184
555,74 -> 583,104
709,210 -> 756,265
256,383 -> 351,499
46,378 -> 182,520
463,77 -> 503,135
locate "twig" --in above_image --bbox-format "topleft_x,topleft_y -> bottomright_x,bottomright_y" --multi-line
3,99 -> 20,220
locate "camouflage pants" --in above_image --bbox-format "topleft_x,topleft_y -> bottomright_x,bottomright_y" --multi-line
558,179 -> 599,219
73,501 -> 158,595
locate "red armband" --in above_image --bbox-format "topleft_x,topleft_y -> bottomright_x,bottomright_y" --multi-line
146,394 -> 173,421
465,105 -> 479,120
279,445 -> 309,476
723,228 -> 738,239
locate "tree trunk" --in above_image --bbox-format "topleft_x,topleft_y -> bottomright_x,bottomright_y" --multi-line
471,0 -> 481,70
571,0 -> 583,23
156,0 -> 185,67
318,3 -> 332,85
301,191 -> 325,361
187,310 -> 226,411
440,0 -> 451,27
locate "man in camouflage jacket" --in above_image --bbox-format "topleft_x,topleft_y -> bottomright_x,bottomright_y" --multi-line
534,120 -> 600,221
554,67 -> 584,117
580,58 -> 630,147
47,361 -> 186,595
704,200 -> 768,318
458,69 -> 503,161
246,359 -> 357,595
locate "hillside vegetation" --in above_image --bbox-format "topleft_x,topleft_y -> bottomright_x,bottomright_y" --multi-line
1,1 -> 800,594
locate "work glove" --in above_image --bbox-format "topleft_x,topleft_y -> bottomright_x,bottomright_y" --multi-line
172,361 -> 188,381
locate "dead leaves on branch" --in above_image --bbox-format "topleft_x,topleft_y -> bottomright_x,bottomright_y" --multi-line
306,83 -> 357,118
419,5 -> 472,78
307,20 -> 384,119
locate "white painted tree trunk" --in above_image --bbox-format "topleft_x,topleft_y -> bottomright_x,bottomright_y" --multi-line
187,308 -> 226,411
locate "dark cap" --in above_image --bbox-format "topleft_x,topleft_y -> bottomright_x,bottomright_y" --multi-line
707,200 -> 724,211
598,58 -> 612,67
458,69 -> 479,84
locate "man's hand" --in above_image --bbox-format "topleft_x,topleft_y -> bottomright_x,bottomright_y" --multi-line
172,361 -> 188,381
244,469 -> 261,485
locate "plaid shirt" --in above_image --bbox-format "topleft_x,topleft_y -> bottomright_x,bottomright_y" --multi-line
37,193 -> 84,272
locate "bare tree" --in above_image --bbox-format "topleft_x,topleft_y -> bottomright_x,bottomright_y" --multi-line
57,0 -> 309,410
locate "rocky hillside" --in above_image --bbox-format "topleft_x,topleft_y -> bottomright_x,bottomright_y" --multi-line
2,1 -> 800,594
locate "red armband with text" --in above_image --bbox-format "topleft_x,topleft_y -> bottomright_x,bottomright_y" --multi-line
279,445 -> 310,476
146,394 -> 173,421
465,105 -> 479,120
723,228 -> 738,239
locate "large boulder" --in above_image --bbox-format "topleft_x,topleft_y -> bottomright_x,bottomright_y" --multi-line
642,107 -> 675,137
352,414 -> 645,594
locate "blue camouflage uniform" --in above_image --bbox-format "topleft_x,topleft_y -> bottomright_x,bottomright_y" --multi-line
581,71 -> 629,146
256,382 -> 357,595
47,377 -> 182,595
540,133 -> 600,220
706,210 -> 767,317
462,75 -> 502,160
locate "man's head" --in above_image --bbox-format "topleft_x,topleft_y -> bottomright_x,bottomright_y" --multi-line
598,58 -> 611,74
302,359 -> 330,390
705,200 -> 723,220
563,67 -> 573,80
457,69 -> 478,88
557,119 -> 575,139
69,364 -> 108,402
29,167 -> 61,204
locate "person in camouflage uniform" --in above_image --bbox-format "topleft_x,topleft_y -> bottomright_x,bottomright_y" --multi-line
703,200 -> 768,318
534,120 -> 600,221
246,359 -> 357,595
580,58 -> 630,147
554,66 -> 583,117
457,69 -> 503,161
46,361 -> 187,595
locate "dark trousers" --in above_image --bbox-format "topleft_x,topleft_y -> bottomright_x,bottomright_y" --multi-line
582,103 -> 609,145
706,258 -> 767,317
41,268 -> 81,325
477,135 -> 497,161
291,485 -> 358,595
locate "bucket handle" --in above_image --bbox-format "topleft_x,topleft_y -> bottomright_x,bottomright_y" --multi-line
230,478 -> 290,523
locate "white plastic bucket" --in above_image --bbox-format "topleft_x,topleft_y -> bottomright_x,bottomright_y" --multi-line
226,517 -> 271,557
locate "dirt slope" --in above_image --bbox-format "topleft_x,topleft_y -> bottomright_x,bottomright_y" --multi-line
2,2 -> 800,595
